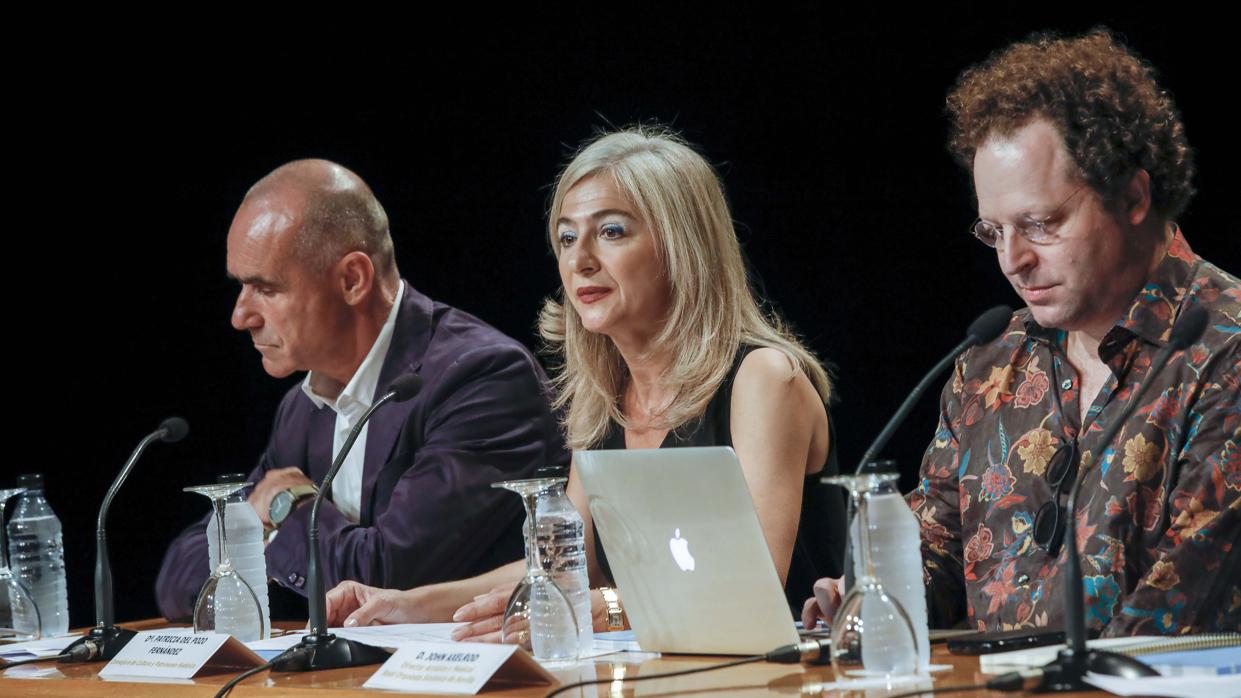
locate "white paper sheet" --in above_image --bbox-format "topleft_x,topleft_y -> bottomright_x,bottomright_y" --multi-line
243,622 -> 636,663
339,622 -> 462,647
539,643 -> 623,664
244,623 -> 464,653
0,633 -> 82,660
590,637 -> 643,654
1085,672 -> 1241,698
590,630 -> 643,654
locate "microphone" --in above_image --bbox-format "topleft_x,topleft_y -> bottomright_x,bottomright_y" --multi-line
1039,305 -> 1208,691
386,373 -> 423,402
62,417 -> 189,663
854,305 -> 1012,473
272,373 -> 422,672
158,417 -> 190,444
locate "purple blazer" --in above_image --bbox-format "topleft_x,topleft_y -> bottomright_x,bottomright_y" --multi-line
155,282 -> 567,620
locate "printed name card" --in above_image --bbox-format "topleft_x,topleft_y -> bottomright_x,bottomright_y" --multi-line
364,641 -> 556,695
99,629 -> 265,680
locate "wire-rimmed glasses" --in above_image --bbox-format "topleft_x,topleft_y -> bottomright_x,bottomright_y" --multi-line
969,186 -> 1087,248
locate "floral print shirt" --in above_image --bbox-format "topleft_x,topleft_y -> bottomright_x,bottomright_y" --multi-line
910,230 -> 1240,636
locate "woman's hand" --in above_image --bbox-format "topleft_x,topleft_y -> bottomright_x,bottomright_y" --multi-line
800,577 -> 845,630
450,585 -> 513,643
449,586 -> 618,644
326,580 -> 422,627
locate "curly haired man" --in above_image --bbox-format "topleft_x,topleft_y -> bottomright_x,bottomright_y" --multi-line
807,29 -> 1239,637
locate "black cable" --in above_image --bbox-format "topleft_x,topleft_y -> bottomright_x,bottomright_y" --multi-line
213,646 -> 306,698
544,655 -> 764,698
212,660 -> 273,698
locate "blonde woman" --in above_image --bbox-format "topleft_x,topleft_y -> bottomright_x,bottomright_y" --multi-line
326,127 -> 845,635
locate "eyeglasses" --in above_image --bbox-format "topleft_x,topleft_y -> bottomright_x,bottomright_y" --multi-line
969,187 -> 1087,248
1032,442 -> 1079,556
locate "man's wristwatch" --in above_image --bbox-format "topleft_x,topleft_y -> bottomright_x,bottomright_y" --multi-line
268,484 -> 318,527
599,586 -> 625,631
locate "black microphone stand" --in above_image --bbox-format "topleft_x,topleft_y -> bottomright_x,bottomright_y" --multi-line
272,374 -> 420,672
63,417 -> 189,663
1039,306 -> 1207,690
841,305 -> 1013,587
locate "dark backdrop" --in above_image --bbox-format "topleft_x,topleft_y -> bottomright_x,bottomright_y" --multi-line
8,8 -> 1235,627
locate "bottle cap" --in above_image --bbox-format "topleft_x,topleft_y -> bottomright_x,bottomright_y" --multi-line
15,473 -> 44,490
534,465 -> 569,478
859,460 -> 899,475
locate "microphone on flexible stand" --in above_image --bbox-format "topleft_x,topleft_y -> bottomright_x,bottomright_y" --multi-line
854,304 -> 1013,474
271,373 -> 422,672
840,305 -> 1012,587
1038,305 -> 1208,691
62,417 -> 190,663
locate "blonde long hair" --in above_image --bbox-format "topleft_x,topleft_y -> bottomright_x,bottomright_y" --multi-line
539,126 -> 832,451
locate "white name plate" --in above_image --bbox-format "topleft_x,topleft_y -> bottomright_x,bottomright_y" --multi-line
364,641 -> 556,695
99,630 -> 265,680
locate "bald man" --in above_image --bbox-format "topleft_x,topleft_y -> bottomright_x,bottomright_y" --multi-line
156,160 -> 567,621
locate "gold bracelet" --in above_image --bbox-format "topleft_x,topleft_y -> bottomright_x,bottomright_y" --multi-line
599,587 -> 625,631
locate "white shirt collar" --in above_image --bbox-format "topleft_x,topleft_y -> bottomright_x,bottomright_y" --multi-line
301,281 -> 406,414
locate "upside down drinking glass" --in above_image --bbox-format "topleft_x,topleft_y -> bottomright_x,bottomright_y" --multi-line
823,472 -> 920,678
185,481 -> 263,642
492,477 -> 579,663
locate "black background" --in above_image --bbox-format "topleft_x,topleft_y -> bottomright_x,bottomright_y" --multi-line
7,8 -> 1236,627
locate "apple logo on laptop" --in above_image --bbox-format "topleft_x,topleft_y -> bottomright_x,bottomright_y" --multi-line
669,528 -> 695,571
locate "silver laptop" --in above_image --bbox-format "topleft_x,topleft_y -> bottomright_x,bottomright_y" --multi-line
575,446 -> 799,655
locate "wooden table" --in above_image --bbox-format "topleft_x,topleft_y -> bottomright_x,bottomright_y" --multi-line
0,620 -> 1098,697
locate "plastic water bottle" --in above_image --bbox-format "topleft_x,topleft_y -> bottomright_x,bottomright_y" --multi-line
206,474 -> 270,639
534,481 -> 592,657
852,463 -> 930,671
210,571 -> 263,642
7,473 -> 69,637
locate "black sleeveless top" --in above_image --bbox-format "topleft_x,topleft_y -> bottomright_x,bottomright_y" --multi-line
592,345 -> 847,611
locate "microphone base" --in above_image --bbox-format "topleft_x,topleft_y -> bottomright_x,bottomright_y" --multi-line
270,633 -> 390,672
1039,649 -> 1159,692
60,625 -> 137,663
